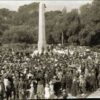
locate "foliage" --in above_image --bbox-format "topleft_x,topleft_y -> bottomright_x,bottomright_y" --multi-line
0,0 -> 100,46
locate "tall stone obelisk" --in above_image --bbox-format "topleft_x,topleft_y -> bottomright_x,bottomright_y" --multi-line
38,2 -> 47,54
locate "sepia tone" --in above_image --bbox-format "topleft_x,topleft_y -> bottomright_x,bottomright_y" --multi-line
0,0 -> 100,99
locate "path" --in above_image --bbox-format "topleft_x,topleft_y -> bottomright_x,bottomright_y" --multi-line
87,88 -> 100,98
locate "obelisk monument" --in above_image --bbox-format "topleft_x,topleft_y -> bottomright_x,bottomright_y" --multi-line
38,2 -> 47,54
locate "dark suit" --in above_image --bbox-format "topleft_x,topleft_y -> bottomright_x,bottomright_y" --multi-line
0,82 -> 5,100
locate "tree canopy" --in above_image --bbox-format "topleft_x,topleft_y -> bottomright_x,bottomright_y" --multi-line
0,0 -> 100,46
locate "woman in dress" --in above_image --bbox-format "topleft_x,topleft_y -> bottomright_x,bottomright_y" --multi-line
28,81 -> 34,99
44,84 -> 50,99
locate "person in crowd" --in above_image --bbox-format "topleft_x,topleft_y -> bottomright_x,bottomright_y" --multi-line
62,89 -> 68,99
71,76 -> 79,96
0,77 -> 5,100
65,71 -> 72,93
44,83 -> 50,99
27,81 -> 34,99
0,46 -> 99,99
79,74 -> 86,95
97,73 -> 100,88
37,79 -> 44,99
18,77 -> 24,99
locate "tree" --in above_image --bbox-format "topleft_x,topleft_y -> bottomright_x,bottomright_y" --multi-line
45,11 -> 62,44
79,0 -> 100,45
66,9 -> 80,45
1,1 -> 100,46
2,25 -> 36,44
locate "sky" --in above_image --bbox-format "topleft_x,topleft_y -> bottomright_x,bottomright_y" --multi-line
0,0 -> 93,12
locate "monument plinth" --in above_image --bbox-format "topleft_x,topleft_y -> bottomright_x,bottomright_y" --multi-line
38,3 -> 47,54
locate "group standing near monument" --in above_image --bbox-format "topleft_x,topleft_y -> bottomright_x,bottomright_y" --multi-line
0,1 -> 100,99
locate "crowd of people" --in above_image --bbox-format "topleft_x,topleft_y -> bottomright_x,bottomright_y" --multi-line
0,45 -> 100,99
